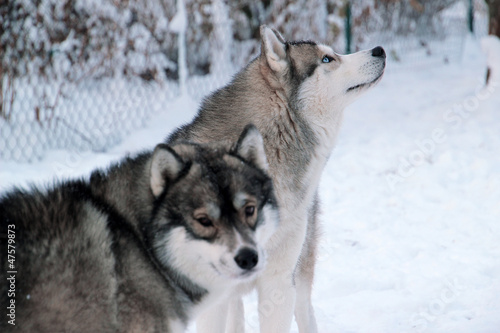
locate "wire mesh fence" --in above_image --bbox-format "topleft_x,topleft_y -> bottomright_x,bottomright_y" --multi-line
0,0 -> 490,162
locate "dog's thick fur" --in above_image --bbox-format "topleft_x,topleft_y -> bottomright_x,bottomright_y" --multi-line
168,26 -> 386,332
0,126 -> 279,333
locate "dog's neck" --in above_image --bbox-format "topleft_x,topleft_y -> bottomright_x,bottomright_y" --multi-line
88,152 -> 154,235
253,59 -> 344,206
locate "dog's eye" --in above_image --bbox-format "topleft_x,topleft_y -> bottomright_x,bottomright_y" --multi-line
322,55 -> 334,63
197,216 -> 213,227
245,205 -> 255,217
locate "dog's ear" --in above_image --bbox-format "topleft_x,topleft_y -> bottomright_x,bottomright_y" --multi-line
234,124 -> 268,171
260,25 -> 286,73
150,144 -> 185,197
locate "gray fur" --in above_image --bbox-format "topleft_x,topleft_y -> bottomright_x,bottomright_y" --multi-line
168,25 -> 386,333
168,45 -> 319,203
0,126 -> 278,333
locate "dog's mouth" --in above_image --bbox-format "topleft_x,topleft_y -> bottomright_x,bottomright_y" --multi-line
223,268 -> 260,281
238,267 -> 260,279
215,261 -> 261,280
347,71 -> 384,93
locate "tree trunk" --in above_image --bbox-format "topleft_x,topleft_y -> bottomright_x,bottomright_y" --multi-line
485,0 -> 500,84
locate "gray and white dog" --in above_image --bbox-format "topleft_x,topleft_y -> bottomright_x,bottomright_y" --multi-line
168,25 -> 386,332
0,125 -> 278,333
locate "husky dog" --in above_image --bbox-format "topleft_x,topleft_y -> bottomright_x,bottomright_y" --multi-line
168,26 -> 386,332
0,125 -> 278,333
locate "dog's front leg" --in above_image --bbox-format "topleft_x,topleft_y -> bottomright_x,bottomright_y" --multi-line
256,268 -> 296,333
225,296 -> 245,333
294,194 -> 320,333
255,207 -> 309,333
196,301 -> 228,333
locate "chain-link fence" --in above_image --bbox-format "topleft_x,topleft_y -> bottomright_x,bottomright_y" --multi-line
0,0 -> 490,162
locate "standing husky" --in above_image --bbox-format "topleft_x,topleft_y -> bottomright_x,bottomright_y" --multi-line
0,125 -> 279,333
168,26 -> 386,332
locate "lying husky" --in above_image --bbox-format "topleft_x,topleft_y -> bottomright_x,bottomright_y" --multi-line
168,26 -> 386,332
0,125 -> 278,333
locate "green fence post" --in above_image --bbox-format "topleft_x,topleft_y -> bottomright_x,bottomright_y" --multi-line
345,0 -> 352,54
468,0 -> 474,33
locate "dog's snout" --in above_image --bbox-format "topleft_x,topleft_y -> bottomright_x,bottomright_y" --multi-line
371,46 -> 386,58
234,248 -> 258,270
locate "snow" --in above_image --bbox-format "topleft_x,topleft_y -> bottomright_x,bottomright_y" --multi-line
172,0 -> 188,96
169,1 -> 188,34
1,36 -> 500,332
210,0 -> 234,80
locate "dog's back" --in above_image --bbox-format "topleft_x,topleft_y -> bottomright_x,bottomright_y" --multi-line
0,182 -> 187,332
0,183 -> 120,332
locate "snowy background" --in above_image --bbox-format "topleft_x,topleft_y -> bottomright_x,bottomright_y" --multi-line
1,0 -> 500,332
1,34 -> 500,333
1,0 -> 489,161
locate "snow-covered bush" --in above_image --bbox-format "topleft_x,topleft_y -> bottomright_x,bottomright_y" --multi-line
0,0 -> 177,121
226,0 -> 339,67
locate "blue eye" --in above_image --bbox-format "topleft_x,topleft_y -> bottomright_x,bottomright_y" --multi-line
322,55 -> 334,63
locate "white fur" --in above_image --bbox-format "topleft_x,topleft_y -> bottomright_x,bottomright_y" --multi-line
256,207 -> 309,333
233,192 -> 250,210
159,228 -> 235,317
257,205 -> 280,246
255,46 -> 384,333
296,46 -> 385,205
197,300 -> 229,333
249,44 -> 383,333
192,199 -> 279,333
169,319 -> 186,333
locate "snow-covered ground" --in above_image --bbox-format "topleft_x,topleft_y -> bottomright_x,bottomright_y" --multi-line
1,36 -> 499,332
312,36 -> 500,333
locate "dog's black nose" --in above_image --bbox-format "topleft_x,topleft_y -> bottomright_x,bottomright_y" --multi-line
234,248 -> 258,270
372,46 -> 386,58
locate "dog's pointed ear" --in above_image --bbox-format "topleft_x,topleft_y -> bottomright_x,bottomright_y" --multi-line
234,124 -> 268,171
260,25 -> 287,73
150,144 -> 184,197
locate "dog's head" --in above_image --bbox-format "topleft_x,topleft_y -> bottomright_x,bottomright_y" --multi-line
148,125 -> 278,289
259,25 -> 385,127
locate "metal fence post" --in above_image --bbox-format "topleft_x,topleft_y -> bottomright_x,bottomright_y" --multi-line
345,0 -> 352,54
468,0 -> 474,33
